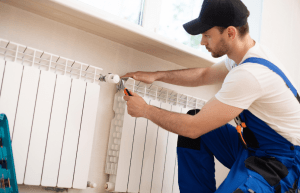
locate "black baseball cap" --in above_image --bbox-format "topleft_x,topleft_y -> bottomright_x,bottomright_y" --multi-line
183,0 -> 249,35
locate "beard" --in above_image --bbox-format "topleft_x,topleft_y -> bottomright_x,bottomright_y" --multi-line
209,38 -> 229,58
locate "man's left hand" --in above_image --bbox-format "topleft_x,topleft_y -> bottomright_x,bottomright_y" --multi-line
124,91 -> 148,118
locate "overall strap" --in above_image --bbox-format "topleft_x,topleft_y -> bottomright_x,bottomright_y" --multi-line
236,57 -> 299,149
241,57 -> 300,103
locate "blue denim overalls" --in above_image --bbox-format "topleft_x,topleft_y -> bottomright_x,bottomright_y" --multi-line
177,57 -> 300,193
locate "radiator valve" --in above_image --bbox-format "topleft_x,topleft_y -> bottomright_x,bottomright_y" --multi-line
105,182 -> 115,192
87,181 -> 97,188
99,74 -> 120,84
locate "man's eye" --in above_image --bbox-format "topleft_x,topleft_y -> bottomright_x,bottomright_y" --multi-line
205,35 -> 209,38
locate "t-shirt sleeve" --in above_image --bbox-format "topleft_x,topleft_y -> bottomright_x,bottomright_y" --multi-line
215,67 -> 263,109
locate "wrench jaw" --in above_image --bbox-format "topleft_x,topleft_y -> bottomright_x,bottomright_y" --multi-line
116,80 -> 125,92
116,77 -> 129,92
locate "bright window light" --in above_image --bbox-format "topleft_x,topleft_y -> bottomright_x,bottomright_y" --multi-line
157,0 -> 263,56
157,0 -> 203,49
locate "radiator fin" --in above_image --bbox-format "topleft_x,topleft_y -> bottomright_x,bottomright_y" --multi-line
24,70 -> 56,185
139,100 -> 160,193
72,82 -> 100,189
57,79 -> 87,188
127,98 -> 150,192
41,75 -> 72,187
162,105 -> 181,193
0,61 -> 23,137
11,65 -> 40,184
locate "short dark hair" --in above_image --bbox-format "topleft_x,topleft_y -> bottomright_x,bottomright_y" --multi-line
217,11 -> 250,38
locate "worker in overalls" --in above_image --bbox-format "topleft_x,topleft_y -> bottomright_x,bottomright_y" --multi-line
122,0 -> 300,192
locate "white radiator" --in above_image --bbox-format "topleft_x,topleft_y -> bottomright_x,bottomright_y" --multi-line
105,78 -> 207,193
0,39 -> 102,189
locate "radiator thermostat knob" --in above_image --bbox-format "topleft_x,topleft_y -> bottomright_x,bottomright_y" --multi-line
106,74 -> 120,84
99,74 -> 120,84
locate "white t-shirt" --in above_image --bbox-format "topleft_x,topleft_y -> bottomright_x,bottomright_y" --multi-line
215,43 -> 300,145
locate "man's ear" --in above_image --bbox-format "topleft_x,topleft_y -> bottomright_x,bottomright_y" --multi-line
227,26 -> 237,40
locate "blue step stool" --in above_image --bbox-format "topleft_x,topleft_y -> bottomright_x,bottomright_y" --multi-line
0,114 -> 18,193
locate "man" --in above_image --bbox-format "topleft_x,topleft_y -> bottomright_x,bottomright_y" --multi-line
122,0 -> 300,192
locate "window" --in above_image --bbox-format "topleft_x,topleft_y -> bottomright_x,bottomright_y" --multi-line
75,0 -> 145,25
242,0 -> 263,43
157,0 -> 263,55
74,0 -> 263,58
157,0 -> 203,49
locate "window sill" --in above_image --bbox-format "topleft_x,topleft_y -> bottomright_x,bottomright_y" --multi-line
1,0 -> 219,68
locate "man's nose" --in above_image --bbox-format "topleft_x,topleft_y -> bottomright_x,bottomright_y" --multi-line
200,37 -> 207,46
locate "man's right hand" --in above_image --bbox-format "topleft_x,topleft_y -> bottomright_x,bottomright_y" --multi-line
120,71 -> 159,84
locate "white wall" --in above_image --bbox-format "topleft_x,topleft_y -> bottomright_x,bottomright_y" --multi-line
260,0 -> 300,91
0,3 -> 221,193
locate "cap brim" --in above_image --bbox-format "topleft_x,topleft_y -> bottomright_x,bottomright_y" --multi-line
183,18 -> 213,35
